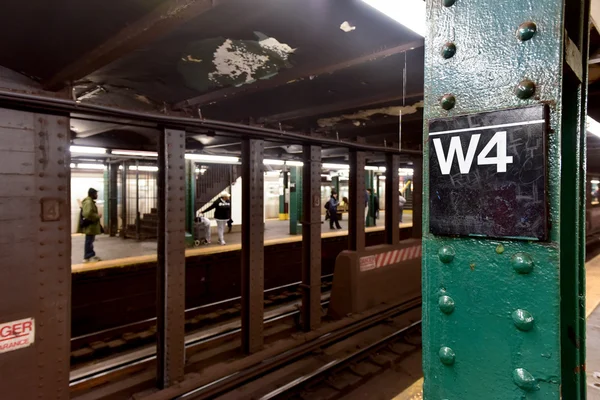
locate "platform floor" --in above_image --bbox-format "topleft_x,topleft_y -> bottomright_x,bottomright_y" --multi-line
71,211 -> 413,266
393,250 -> 600,400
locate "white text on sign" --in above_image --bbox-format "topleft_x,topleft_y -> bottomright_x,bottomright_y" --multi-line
0,318 -> 35,354
433,131 -> 514,175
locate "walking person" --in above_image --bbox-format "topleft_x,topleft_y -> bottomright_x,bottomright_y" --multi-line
399,192 -> 407,223
325,192 -> 342,230
200,192 -> 231,245
78,188 -> 103,263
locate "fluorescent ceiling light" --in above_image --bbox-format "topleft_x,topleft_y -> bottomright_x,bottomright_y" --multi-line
592,179 -> 600,184
75,163 -> 106,170
362,0 -> 426,37
399,168 -> 414,176
323,163 -> 349,170
587,116 -> 600,138
129,165 -> 159,172
286,161 -> 304,166
264,159 -> 285,166
185,154 -> 239,163
379,166 -> 387,172
365,166 -> 379,171
70,146 -> 106,154
112,150 -> 158,157
379,176 -> 386,180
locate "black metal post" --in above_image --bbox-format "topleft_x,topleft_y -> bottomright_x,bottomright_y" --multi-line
156,128 -> 186,388
135,159 -> 140,240
385,154 -> 400,244
241,139 -> 265,353
348,150 -> 366,251
301,145 -> 322,331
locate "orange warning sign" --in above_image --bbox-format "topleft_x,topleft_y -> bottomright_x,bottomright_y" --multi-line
0,318 -> 34,354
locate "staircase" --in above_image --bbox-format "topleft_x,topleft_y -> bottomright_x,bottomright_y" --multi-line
125,208 -> 159,239
195,164 -> 241,218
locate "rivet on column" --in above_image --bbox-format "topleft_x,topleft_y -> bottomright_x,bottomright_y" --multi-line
441,42 -> 456,59
517,21 -> 537,41
512,309 -> 534,331
439,295 -> 455,314
442,0 -> 456,6
515,79 -> 536,99
439,346 -> 455,365
511,252 -> 533,274
513,368 -> 538,391
440,94 -> 456,110
438,246 -> 455,263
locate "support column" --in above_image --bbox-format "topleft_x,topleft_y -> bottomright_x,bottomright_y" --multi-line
385,154 -> 400,244
301,145 -> 322,331
120,161 -> 127,238
411,157 -> 422,238
348,150 -> 366,251
0,110 -> 71,399
135,160 -> 140,240
108,162 -> 118,236
185,159 -> 195,234
241,139 -> 264,353
156,128 -> 186,388
289,166 -> 300,235
365,170 -> 375,227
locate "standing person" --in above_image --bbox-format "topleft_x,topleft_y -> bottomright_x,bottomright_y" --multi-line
200,192 -> 231,245
365,189 -> 370,224
326,192 -> 342,230
370,189 -> 380,225
399,192 -> 407,223
78,188 -> 103,263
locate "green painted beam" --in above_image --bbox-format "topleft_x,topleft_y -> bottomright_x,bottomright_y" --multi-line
422,0 -> 587,399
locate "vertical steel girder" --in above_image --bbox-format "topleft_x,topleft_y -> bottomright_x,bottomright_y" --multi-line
411,157 -> 423,239
423,1 -> 588,399
0,110 -> 71,399
385,154 -> 400,244
120,161 -> 127,238
241,139 -> 265,353
348,150 -> 366,251
108,162 -> 118,236
301,145 -> 322,331
135,160 -> 141,240
156,128 -> 186,388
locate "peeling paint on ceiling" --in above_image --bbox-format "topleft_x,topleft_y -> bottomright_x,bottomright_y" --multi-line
340,21 -> 356,32
317,100 -> 424,128
177,32 -> 295,93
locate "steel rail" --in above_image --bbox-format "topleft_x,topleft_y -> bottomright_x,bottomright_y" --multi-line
71,274 -> 334,344
259,319 -> 422,399
69,296 -> 330,386
175,297 -> 422,400
0,90 -> 422,155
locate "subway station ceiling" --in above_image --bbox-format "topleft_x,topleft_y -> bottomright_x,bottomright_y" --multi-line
1,0 -> 600,167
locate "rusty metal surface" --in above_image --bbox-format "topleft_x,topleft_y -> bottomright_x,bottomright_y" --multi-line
348,150 -> 366,251
301,145 -> 322,331
241,139 -> 265,353
328,240 -> 422,319
156,128 -> 186,388
0,109 -> 71,399
385,154 -> 400,244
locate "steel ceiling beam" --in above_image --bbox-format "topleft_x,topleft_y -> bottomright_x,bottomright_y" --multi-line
43,0 -> 223,91
174,39 -> 424,110
258,92 -> 424,125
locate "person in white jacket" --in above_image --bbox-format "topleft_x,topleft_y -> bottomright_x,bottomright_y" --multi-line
399,193 -> 407,223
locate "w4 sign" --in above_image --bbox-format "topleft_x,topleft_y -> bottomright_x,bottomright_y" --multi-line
428,105 -> 549,240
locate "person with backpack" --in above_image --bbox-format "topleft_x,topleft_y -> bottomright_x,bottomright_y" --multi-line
78,188 -> 103,263
325,192 -> 342,230
200,192 -> 231,245
399,192 -> 407,223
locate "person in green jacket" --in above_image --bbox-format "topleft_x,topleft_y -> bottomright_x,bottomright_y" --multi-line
78,188 -> 103,263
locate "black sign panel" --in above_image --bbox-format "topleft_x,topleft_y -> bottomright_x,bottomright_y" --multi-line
429,105 -> 548,240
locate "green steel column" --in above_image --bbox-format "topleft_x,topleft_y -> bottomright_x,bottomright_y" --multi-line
185,160 -> 195,234
332,175 -> 340,195
289,166 -> 299,235
103,167 -> 109,229
365,170 -> 374,227
422,1 -> 587,399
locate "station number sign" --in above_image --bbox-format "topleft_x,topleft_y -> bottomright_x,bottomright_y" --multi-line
428,105 -> 548,240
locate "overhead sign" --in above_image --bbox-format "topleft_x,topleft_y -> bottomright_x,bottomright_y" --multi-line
0,318 -> 35,354
429,105 -> 548,240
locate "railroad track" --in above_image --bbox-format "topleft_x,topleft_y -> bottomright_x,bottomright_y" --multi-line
70,275 -> 334,368
174,298 -> 422,400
